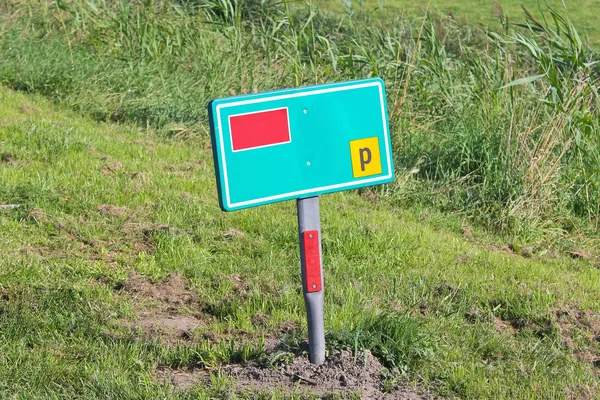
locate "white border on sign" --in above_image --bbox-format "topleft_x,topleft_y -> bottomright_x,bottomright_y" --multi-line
228,107 -> 292,153
215,80 -> 392,209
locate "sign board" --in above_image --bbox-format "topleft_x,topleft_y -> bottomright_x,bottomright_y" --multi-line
208,78 -> 394,211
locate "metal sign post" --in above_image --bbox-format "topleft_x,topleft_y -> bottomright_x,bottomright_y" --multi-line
208,78 -> 394,365
297,196 -> 325,365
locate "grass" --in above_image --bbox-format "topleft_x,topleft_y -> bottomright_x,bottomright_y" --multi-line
1,84 -> 600,398
319,0 -> 600,46
0,0 -> 599,397
0,0 -> 598,239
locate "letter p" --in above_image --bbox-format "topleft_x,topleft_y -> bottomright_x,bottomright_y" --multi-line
350,137 -> 382,178
359,148 -> 371,171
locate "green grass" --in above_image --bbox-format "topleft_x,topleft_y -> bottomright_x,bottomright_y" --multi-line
0,0 -> 599,397
0,0 -> 598,238
1,85 -> 600,398
319,0 -> 600,46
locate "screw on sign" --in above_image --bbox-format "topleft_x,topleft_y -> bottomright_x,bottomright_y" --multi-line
208,78 -> 394,365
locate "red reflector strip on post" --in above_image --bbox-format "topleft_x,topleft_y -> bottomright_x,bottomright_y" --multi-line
303,230 -> 322,293
229,108 -> 291,151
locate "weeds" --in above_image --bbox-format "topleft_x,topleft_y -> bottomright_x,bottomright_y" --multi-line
1,86 -> 599,398
1,1 -> 597,238
159,338 -> 266,369
330,312 -> 436,374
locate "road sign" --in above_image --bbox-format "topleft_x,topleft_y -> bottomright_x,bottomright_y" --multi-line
208,78 -> 394,212
208,78 -> 394,366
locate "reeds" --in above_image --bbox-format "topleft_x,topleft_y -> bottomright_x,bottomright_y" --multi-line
1,0 -> 598,233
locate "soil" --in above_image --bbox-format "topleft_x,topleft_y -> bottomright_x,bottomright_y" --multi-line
157,368 -> 210,391
250,312 -> 269,327
121,312 -> 201,339
98,204 -> 132,218
279,320 -> 298,333
555,307 -> 600,369
461,225 -> 473,240
223,228 -> 245,240
359,188 -> 379,202
122,272 -> 194,306
220,273 -> 250,297
492,316 -> 517,334
122,222 -> 170,253
119,272 -> 202,341
0,153 -> 15,163
494,306 -> 600,371
102,161 -> 124,175
566,250 -> 591,260
19,102 -> 39,114
158,350 -> 434,399
129,171 -> 149,191
28,207 -> 50,223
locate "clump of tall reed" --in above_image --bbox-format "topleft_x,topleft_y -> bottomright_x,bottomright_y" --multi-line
0,0 -> 597,234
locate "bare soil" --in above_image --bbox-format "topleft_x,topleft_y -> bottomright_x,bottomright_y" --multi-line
98,204 -> 132,218
0,152 -> 15,163
492,316 -> 517,334
19,102 -> 39,114
102,161 -> 124,175
493,306 -> 600,372
119,272 -> 203,341
556,307 -> 600,370
158,350 -> 434,399
121,312 -> 201,339
122,272 -> 194,306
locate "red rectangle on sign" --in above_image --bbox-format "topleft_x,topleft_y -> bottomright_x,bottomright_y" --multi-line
303,230 -> 322,293
229,108 -> 290,151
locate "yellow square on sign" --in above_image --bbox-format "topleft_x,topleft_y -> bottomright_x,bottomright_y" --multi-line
350,137 -> 382,178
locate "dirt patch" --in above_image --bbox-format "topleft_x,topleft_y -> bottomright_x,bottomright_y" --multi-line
1,153 -> 15,163
223,228 -> 245,240
250,312 -> 269,327
279,320 -> 298,333
98,204 -> 133,218
122,222 -> 170,253
121,312 -> 201,339
128,171 -> 149,192
566,250 -> 592,260
27,207 -> 51,223
555,307 -> 600,369
157,368 -> 210,391
102,161 -> 124,175
122,272 -> 194,306
19,103 -> 40,114
486,243 -> 516,255
495,306 -> 600,370
461,225 -> 473,240
158,350 -> 433,399
508,243 -> 534,258
492,316 -> 517,334
359,188 -> 379,202
119,272 -> 203,341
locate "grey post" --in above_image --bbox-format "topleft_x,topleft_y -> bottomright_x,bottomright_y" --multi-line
297,196 -> 325,365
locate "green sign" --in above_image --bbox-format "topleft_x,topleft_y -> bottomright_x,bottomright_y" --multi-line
208,78 -> 394,211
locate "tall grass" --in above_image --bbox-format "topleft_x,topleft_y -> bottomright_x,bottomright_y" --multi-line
0,0 -> 598,236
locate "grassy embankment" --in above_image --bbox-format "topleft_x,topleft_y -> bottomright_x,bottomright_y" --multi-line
0,0 -> 599,398
318,0 -> 600,47
2,74 -> 600,399
1,0 -> 598,241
